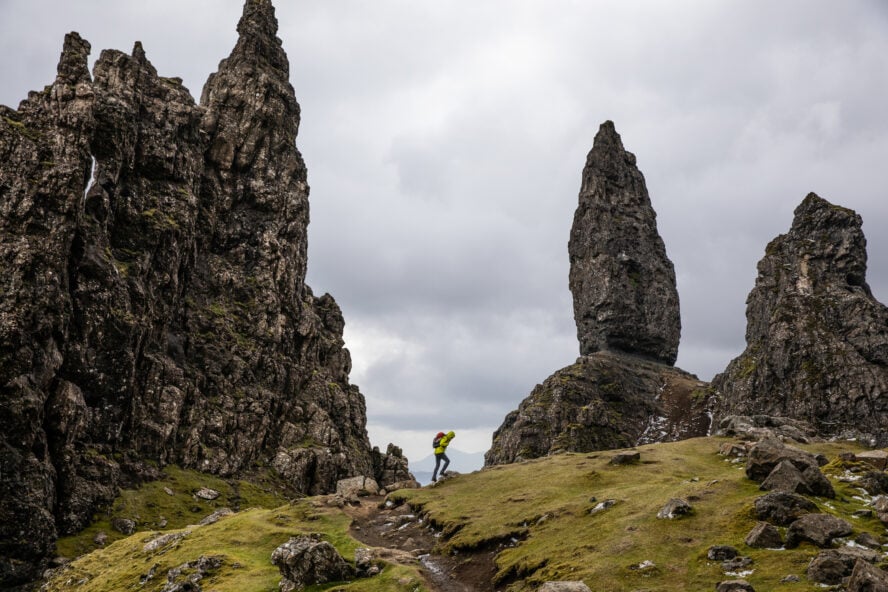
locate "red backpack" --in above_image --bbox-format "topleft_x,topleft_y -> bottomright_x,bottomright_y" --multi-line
433,431 -> 445,448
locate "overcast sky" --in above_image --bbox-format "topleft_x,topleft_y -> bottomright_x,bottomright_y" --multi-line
2,1 -> 887,464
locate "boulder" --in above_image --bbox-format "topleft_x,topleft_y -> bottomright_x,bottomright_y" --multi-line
716,415 -> 817,443
194,488 -> 220,501
111,518 -> 136,535
754,492 -> 819,526
715,580 -> 755,592
760,459 -> 835,498
785,513 -> 853,548
657,498 -> 693,520
807,548 -> 879,585
859,471 -> 888,496
856,532 -> 882,549
722,557 -> 753,572
857,450 -> 888,471
271,534 -> 355,592
609,452 -> 640,465
744,522 -> 783,549
707,546 -> 739,561
198,508 -> 234,526
335,476 -> 380,497
744,438 -> 827,482
847,559 -> 888,592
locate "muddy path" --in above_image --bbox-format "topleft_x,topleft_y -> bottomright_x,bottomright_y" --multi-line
343,496 -> 498,592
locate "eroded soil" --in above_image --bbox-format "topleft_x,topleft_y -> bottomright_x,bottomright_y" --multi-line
344,495 -> 498,592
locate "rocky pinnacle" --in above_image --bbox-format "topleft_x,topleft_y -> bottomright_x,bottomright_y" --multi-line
712,193 -> 888,444
568,121 -> 681,365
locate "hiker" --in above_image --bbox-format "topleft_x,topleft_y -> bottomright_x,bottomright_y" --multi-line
431,430 -> 455,482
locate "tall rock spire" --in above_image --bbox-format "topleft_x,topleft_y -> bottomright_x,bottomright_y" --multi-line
568,121 -> 681,365
712,193 -> 888,443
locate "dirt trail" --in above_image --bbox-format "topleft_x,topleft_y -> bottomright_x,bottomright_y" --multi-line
343,496 -> 497,592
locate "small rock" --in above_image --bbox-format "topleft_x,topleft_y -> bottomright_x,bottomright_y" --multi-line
336,476 -> 380,497
744,522 -> 783,549
537,582 -> 593,592
143,531 -> 190,553
194,487 -> 220,501
657,498 -> 692,520
718,442 -> 747,457
111,517 -> 136,535
856,450 -> 888,471
754,491 -> 818,526
707,546 -> 739,561
199,508 -> 234,526
589,499 -> 617,515
722,556 -> 753,572
808,550 -> 857,585
609,452 -> 640,465
271,534 -> 355,591
780,574 -> 800,583
163,487 -> 175,496
93,532 -> 108,547
855,532 -> 882,549
715,579 -> 755,592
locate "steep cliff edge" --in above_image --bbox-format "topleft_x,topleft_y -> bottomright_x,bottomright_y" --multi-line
712,193 -> 888,443
487,122 -> 708,466
0,1 -> 408,586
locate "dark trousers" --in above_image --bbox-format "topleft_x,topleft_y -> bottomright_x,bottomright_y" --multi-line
432,452 -> 450,480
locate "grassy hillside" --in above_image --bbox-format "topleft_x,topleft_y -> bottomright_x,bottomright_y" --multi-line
392,437 -> 884,591
43,437 -> 886,591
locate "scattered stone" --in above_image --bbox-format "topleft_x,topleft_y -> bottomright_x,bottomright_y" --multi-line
143,531 -> 190,553
355,548 -> 374,577
855,532 -> 882,549
785,513 -> 853,548
715,579 -> 755,592
759,458 -> 835,498
589,500 -> 617,515
744,522 -> 783,549
718,441 -> 748,457
194,488 -> 220,501
609,452 -> 640,465
111,518 -> 136,535
847,559 -> 888,592
657,498 -> 693,520
781,574 -> 800,583
857,451 -> 888,471
859,471 -> 888,495
538,582 -> 592,592
198,508 -> 234,526
162,555 -> 223,592
716,415 -> 817,443
707,546 -> 739,561
754,492 -> 819,526
808,550 -> 860,585
722,556 -> 753,572
164,487 -> 175,496
271,534 -> 355,592
841,452 -> 859,462
383,480 -> 420,493
93,532 -> 108,547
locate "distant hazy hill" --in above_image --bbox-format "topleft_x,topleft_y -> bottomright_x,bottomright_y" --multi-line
410,449 -> 486,484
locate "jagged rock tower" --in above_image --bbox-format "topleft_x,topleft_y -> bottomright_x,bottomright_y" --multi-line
568,121 -> 681,365
486,122 -> 708,467
712,193 -> 888,444
0,1 -> 409,586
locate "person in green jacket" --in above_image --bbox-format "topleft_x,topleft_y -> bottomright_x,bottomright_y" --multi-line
431,430 -> 455,482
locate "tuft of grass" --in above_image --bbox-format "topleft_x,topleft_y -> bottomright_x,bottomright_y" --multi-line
392,437 -> 877,591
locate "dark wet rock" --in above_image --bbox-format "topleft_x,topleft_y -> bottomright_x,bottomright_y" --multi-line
859,471 -> 888,496
568,121 -> 680,365
707,546 -> 739,561
0,1 -> 411,585
856,532 -> 882,549
271,534 -> 355,592
485,351 -> 711,465
722,556 -> 753,572
712,193 -> 888,445
111,518 -> 136,535
857,451 -> 888,470
744,522 -> 783,549
754,492 -> 819,526
760,459 -> 835,498
847,559 -> 888,592
785,513 -> 853,548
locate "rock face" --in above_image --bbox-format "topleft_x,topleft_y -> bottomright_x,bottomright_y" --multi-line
486,122 -> 707,467
0,1 -> 409,586
484,352 -> 710,466
712,193 -> 888,444
568,121 -> 680,365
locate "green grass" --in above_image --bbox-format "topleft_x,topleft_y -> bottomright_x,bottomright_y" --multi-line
55,465 -> 294,558
391,437 -> 880,591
